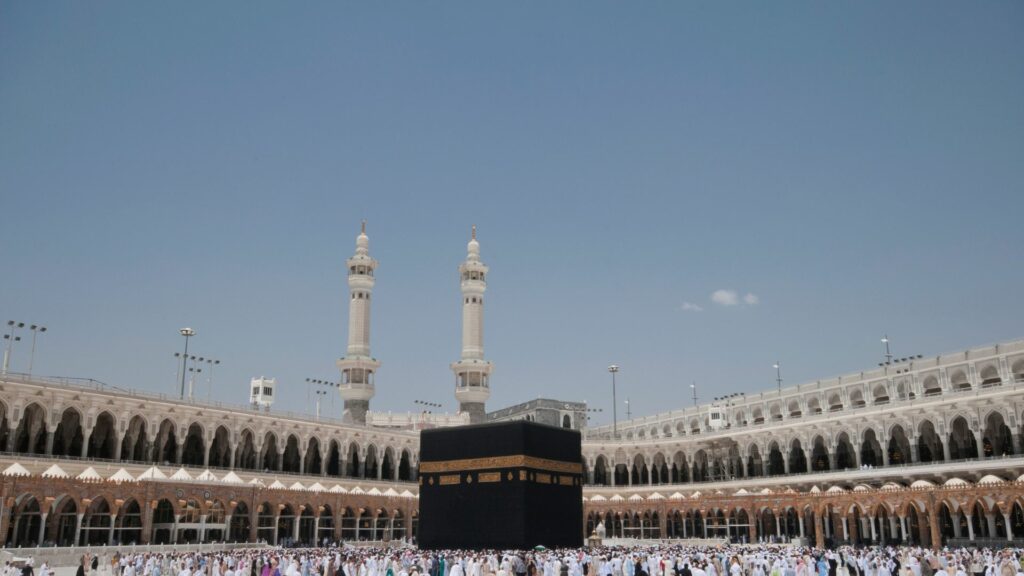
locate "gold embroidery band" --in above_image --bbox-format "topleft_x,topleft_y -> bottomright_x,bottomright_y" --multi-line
558,475 -> 575,486
438,474 -> 461,485
419,455 -> 582,475
535,473 -> 552,484
478,472 -> 501,483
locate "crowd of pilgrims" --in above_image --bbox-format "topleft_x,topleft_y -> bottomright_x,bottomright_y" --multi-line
20,546 -> 1024,576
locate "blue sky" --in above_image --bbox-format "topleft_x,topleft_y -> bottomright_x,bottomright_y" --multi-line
1,2 -> 1022,423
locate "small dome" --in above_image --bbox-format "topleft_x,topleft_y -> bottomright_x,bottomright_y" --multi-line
826,486 -> 846,494
759,488 -> 773,495
881,482 -> 905,491
628,494 -> 644,502
944,477 -> 970,487
978,475 -> 1004,485
910,479 -> 935,488
734,488 -> 749,496
809,485 -> 821,494
853,484 -> 872,492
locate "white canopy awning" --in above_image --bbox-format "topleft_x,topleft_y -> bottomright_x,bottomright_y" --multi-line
2,463 -> 30,477
77,467 -> 102,481
41,464 -> 69,478
137,466 -> 167,480
108,468 -> 136,483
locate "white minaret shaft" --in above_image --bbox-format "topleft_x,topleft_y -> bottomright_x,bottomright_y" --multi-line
337,221 -> 380,425
452,225 -> 493,424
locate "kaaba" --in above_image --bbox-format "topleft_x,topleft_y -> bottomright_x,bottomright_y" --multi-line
418,420 -> 583,550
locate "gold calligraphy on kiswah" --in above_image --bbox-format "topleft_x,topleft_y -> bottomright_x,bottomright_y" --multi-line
418,455 -> 582,475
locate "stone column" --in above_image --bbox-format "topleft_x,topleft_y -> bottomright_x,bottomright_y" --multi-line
869,516 -> 877,542
203,440 -> 211,468
900,516 -> 908,542
909,441 -> 919,463
74,513 -> 84,546
199,514 -> 208,542
814,512 -> 824,548
798,515 -> 805,538
272,514 -> 280,545
108,514 -> 116,544
171,514 -> 180,543
277,449 -> 285,472
942,440 -> 951,462
175,443 -> 184,465
5,427 -> 16,452
775,515 -> 781,539
966,511 -> 975,541
114,431 -> 124,461
928,506 -> 942,550
45,430 -> 55,455
292,513 -> 300,543
248,508 -> 258,543
952,513 -> 962,538
141,501 -> 153,544
37,512 -> 48,545
842,517 -> 849,541
986,513 -> 996,537
81,429 -> 92,457
1004,512 -> 1014,541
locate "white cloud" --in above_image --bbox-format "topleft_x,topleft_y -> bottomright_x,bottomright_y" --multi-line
680,302 -> 704,312
744,293 -> 760,305
711,289 -> 739,306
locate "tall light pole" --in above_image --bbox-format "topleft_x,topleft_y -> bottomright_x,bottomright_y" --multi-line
773,362 -> 782,393
881,335 -> 893,365
608,365 -> 619,440
690,381 -> 698,407
624,398 -> 631,420
178,328 -> 195,399
205,358 -> 220,401
27,325 -> 46,376
307,378 -> 339,419
3,321 -> 25,375
188,356 -> 203,400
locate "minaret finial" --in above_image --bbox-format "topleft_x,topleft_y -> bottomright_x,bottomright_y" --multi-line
472,224 -> 476,240
361,220 -> 366,234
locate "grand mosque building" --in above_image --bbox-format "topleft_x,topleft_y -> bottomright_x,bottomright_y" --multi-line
2,226 -> 1024,551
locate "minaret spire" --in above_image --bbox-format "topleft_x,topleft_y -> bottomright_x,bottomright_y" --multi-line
452,226 -> 492,423
337,221 -> 380,424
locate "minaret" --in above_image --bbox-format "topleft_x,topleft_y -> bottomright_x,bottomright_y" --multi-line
337,221 -> 380,425
451,225 -> 493,423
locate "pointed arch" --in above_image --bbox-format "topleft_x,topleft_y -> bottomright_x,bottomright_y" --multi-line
235,428 -> 258,470
14,402 -> 47,455
120,415 -> 148,462
87,411 -> 117,460
52,407 -> 84,457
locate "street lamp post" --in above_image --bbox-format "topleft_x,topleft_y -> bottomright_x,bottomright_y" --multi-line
188,356 -> 203,400
3,321 -> 25,375
608,365 -> 619,440
773,362 -> 782,393
27,325 -> 46,376
881,335 -> 893,365
690,381 -> 697,407
178,328 -> 195,399
307,378 -> 339,419
205,358 -> 220,401
624,398 -> 631,420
